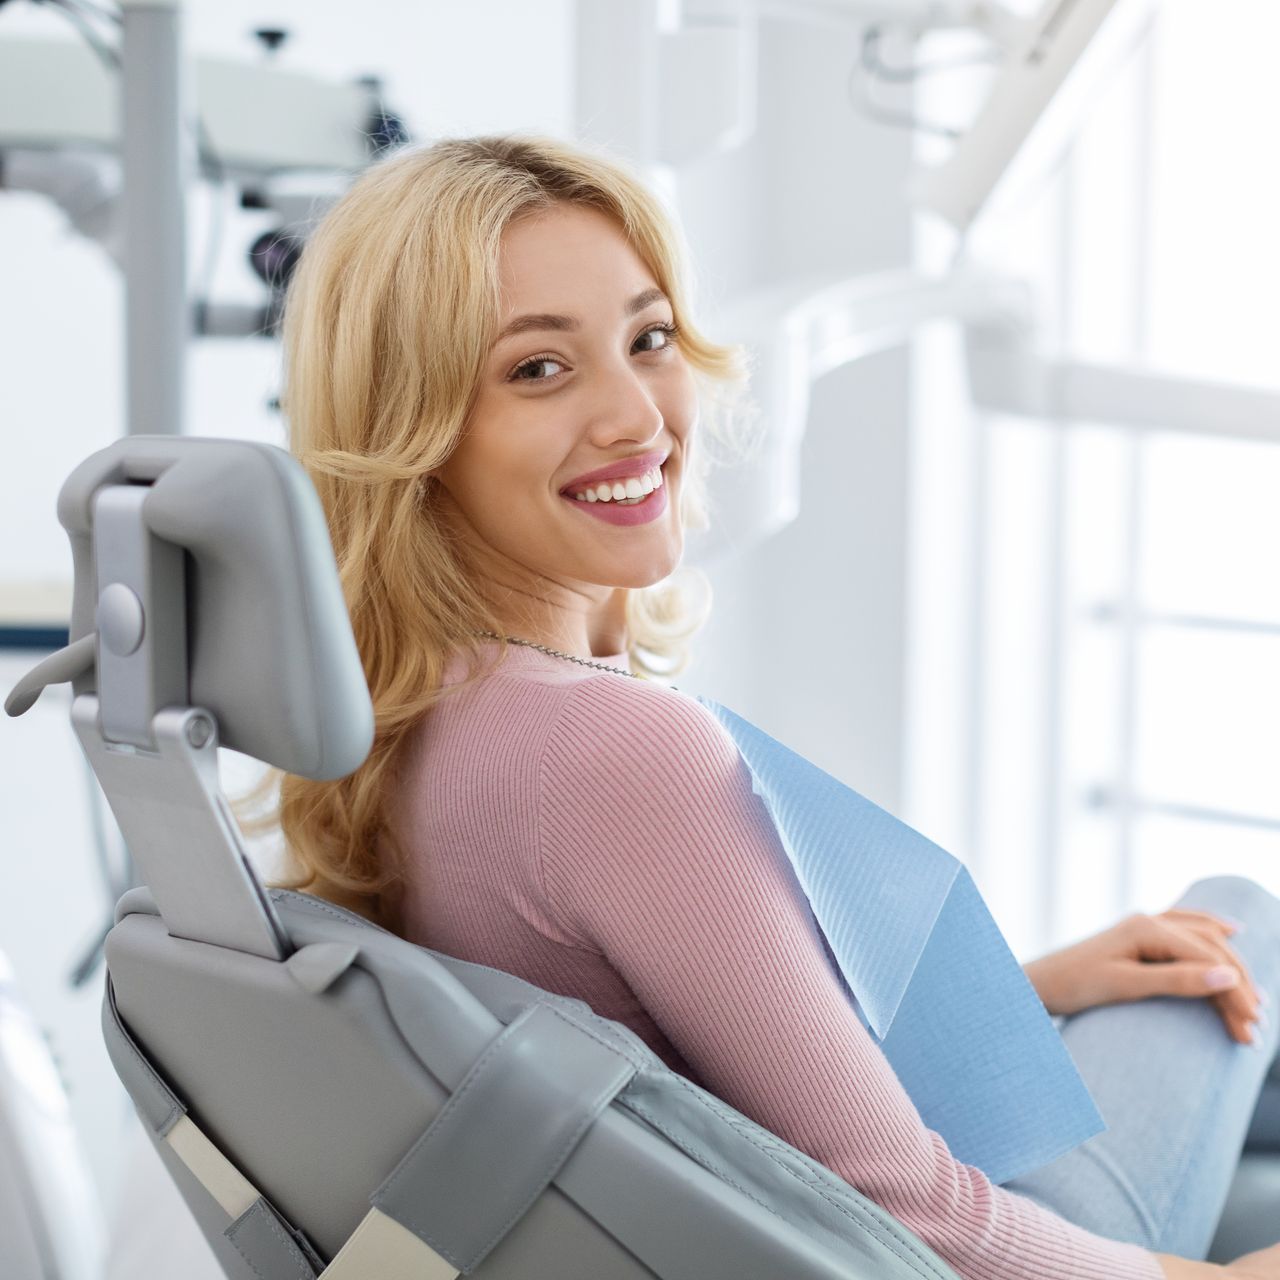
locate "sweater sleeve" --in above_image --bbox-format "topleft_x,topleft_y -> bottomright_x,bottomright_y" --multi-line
536,677 -> 1164,1280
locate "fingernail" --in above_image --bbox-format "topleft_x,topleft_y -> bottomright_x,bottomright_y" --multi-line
1224,916 -> 1247,935
1250,1024 -> 1264,1048
1206,966 -> 1239,990
1260,990 -> 1271,1008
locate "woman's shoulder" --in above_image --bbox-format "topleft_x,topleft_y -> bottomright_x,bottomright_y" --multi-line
434,647 -> 742,785
543,672 -> 743,786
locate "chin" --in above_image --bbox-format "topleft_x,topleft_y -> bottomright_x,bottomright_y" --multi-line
599,546 -> 682,590
635,540 -> 683,587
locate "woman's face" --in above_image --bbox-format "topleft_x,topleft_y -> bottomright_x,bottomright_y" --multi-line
432,202 -> 697,629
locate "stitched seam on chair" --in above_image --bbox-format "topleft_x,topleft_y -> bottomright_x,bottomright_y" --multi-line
378,1001 -> 637,1265
353,916 -> 656,1058
229,1242 -> 268,1280
617,1092 -> 782,1214
269,891 -> 384,933
539,1001 -> 647,1071
275,888 -> 651,1066
226,1207 -> 266,1280
409,945 -> 566,1009
618,1089 -> 947,1280
475,1041 -> 635,1263
228,1201 -> 312,1280
105,979 -> 182,1136
618,1077 -> 954,1280
278,891 -> 649,1090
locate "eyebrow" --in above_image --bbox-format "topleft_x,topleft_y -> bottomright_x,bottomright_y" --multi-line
494,287 -> 669,344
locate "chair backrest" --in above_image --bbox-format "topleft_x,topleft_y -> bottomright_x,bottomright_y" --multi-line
9,435 -> 966,1280
55,433 -> 374,780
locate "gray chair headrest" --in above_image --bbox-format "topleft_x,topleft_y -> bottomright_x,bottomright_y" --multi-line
58,435 -> 374,781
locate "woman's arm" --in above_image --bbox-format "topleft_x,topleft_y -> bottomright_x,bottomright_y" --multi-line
1180,1242 -> 1280,1278
1157,1258 -> 1221,1278
536,677 -> 1165,1280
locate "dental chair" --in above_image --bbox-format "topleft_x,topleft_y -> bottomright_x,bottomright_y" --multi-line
4,435 -> 1274,1278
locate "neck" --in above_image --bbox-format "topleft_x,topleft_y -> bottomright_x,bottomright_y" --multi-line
481,595 -> 629,660
441,497 -> 631,658
489,629 -> 628,660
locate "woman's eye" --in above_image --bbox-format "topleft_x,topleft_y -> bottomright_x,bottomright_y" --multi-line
633,323 -> 677,353
511,356 -> 565,382
508,324 -> 677,384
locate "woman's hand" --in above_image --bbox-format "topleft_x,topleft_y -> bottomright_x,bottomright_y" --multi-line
1023,908 -> 1265,1045
1221,1242 -> 1280,1277
1157,1242 -> 1280,1278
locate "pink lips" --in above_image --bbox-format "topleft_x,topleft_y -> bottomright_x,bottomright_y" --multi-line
560,449 -> 668,496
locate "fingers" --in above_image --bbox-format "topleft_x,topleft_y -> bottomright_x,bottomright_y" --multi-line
1121,956 -> 1259,1045
1177,921 -> 1266,1044
1140,914 -> 1262,1044
1211,991 -> 1264,1047
1166,909 -> 1272,1010
1158,912 -> 1264,1006
1164,916 -> 1261,1013
1162,907 -> 1241,936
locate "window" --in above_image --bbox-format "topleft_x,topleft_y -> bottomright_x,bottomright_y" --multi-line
907,2 -> 1280,956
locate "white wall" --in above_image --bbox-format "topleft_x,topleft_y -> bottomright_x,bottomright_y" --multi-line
673,13 -> 916,814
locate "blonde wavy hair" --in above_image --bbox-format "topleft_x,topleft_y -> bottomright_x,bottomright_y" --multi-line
232,133 -> 754,929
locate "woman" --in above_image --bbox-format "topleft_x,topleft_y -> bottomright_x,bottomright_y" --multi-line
249,133 -> 1280,1279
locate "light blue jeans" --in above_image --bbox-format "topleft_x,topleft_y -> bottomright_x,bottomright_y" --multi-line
999,876 -> 1280,1260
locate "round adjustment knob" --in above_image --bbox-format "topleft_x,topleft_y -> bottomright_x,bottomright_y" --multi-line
97,583 -> 145,657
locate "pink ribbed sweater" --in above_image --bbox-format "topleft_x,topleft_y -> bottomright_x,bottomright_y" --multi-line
389,640 -> 1164,1280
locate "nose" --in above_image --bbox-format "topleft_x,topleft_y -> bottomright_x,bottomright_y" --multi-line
586,356 -> 665,449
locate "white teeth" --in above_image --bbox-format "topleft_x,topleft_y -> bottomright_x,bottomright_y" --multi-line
570,464 -> 666,503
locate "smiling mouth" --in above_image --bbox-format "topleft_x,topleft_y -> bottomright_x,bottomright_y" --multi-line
571,486 -> 656,507
588,487 -> 656,507
563,462 -> 666,505
559,464 -> 670,525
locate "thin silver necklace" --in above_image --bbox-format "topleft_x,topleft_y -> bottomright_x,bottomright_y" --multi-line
475,629 -> 647,682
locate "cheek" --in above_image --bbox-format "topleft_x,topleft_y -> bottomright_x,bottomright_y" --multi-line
445,433 -> 557,536
445,406 -> 536,501
665,362 -> 699,432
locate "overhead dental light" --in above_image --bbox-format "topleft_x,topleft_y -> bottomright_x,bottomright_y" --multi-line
910,0 -> 1159,230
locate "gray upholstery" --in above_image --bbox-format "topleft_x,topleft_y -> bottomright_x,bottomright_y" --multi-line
105,886 -> 964,1280
370,1002 -> 642,1266
224,1199 -> 324,1279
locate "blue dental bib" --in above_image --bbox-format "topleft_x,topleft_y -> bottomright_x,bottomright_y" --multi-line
693,694 -> 1104,1185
